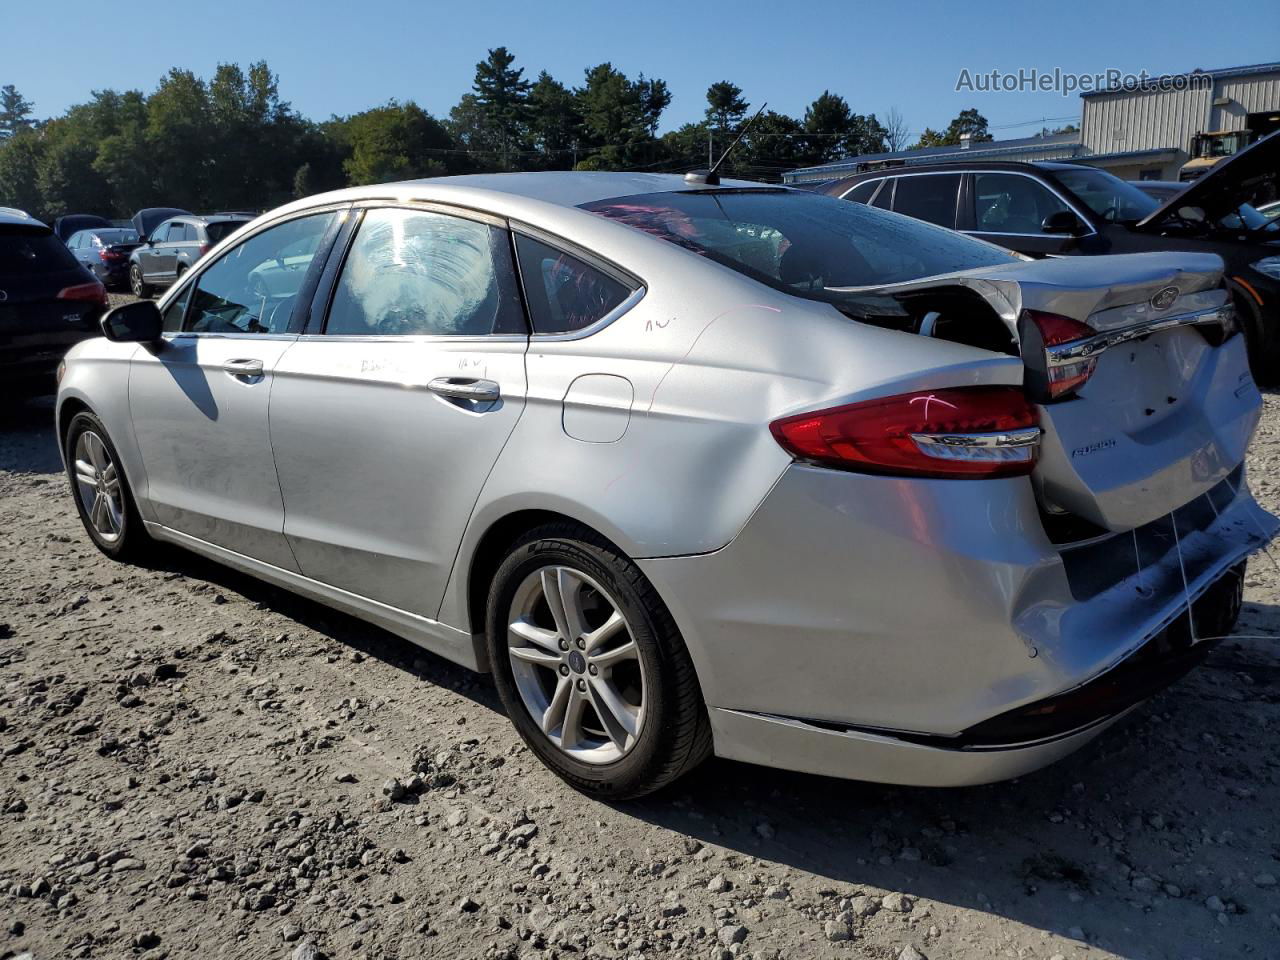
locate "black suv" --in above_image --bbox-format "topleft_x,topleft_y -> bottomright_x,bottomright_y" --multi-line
818,131 -> 1280,379
0,209 -> 108,396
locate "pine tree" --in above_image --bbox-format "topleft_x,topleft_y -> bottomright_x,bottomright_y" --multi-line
0,85 -> 36,138
472,47 -> 531,169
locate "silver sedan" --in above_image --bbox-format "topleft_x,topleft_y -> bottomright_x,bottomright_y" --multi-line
57,173 -> 1278,797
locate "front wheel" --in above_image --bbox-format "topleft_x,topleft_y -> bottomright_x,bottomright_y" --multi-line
64,411 -> 154,562
130,263 -> 153,299
486,524 -> 711,798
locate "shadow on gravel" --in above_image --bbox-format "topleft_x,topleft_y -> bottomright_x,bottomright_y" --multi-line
0,393 -> 62,475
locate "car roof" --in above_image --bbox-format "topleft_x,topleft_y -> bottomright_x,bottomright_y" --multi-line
0,207 -> 46,228
380,172 -> 767,209
827,160 -> 1079,184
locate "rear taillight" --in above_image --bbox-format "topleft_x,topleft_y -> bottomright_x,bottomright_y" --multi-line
770,386 -> 1041,479
57,281 -> 108,306
99,247 -> 127,263
1019,309 -> 1099,401
198,243 -> 211,257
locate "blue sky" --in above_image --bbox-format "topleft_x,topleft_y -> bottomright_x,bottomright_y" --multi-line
6,0 -> 1278,141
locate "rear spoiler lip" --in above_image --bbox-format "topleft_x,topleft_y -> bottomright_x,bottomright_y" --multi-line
1046,304 -> 1234,367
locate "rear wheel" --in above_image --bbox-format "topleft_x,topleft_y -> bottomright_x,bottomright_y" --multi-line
130,263 -> 153,299
1230,286 -> 1278,386
486,523 -> 711,798
64,411 -> 154,562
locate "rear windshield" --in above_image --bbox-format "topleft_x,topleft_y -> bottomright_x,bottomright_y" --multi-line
0,228 -> 80,277
96,229 -> 139,245
580,189 -> 1017,298
205,220 -> 248,244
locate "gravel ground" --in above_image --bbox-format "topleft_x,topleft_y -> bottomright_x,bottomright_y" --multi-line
1,364 -> 1279,959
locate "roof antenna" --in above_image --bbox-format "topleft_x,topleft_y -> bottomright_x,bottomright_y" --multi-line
685,102 -> 767,186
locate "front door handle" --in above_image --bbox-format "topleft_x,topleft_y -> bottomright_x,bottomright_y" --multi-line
427,377 -> 500,403
223,358 -> 265,378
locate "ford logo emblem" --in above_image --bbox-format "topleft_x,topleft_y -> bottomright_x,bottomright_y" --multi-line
1150,285 -> 1179,311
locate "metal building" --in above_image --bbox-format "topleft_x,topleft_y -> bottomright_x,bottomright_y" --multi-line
782,61 -> 1280,185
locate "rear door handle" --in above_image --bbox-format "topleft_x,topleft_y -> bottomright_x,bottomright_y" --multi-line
223,358 -> 265,378
427,377 -> 501,403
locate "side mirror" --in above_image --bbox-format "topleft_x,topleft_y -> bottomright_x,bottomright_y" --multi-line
1042,210 -> 1083,234
101,299 -> 163,343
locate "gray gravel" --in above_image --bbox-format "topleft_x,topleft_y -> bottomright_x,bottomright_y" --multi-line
2,386 -> 1280,959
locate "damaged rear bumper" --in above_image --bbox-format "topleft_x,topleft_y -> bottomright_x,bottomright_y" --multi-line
639,462 -> 1277,787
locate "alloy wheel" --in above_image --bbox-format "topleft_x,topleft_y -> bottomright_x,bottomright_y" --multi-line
73,430 -> 124,543
506,565 -> 646,764
130,265 -> 143,297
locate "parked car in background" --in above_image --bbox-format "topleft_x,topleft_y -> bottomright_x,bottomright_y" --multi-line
1,208 -> 107,397
56,173 -> 1275,796
53,214 -> 112,244
1130,181 -> 1186,203
130,207 -> 191,242
128,214 -> 253,297
820,131 -> 1280,380
67,227 -> 142,290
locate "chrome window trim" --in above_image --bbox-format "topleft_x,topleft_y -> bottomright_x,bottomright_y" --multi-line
1047,305 -> 1234,367
352,198 -> 509,230
841,169 -> 1097,238
509,224 -> 646,341
525,286 -> 647,343
294,333 -> 530,345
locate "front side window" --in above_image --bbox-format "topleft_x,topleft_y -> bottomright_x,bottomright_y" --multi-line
1052,168 -> 1158,224
892,174 -> 961,228
582,188 -> 1017,296
151,223 -> 171,243
185,212 -> 335,335
514,235 -> 633,334
974,173 -> 1073,233
326,208 -> 524,337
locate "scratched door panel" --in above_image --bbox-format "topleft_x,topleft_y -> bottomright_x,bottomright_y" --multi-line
269,337 -> 527,615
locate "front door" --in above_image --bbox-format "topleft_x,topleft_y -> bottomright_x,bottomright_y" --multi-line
128,211 -> 340,569
965,172 -> 1083,257
269,205 -> 529,617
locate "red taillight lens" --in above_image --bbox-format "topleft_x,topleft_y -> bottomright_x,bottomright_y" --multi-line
57,281 -> 108,306
99,247 -> 127,262
770,386 -> 1041,479
1022,309 -> 1098,400
198,243 -> 211,257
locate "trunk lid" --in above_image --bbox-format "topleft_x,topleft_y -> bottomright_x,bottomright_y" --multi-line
860,252 -> 1259,533
1137,129 -> 1280,237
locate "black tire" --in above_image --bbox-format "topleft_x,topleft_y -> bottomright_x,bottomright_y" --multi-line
1230,285 -> 1278,386
130,263 -> 153,299
63,410 -> 154,562
486,523 -> 711,798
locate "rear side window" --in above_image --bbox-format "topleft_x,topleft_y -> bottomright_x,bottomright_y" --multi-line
843,180 -> 880,204
892,174 -> 961,228
0,228 -> 81,277
870,179 -> 895,209
326,208 -> 524,337
514,235 -> 633,334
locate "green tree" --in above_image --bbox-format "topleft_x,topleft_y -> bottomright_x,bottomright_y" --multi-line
574,63 -> 669,169
0,85 -> 35,139
145,68 -> 213,209
341,101 -> 452,185
945,107 -> 992,143
472,47 -> 531,169
0,131 -> 46,215
527,71 -> 581,168
802,92 -> 889,164
911,127 -> 947,149
705,81 -> 748,134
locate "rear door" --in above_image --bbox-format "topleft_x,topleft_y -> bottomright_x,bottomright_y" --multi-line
888,173 -> 962,229
966,171 -> 1085,257
269,204 -> 529,617
128,210 -> 342,567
